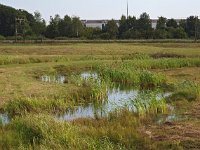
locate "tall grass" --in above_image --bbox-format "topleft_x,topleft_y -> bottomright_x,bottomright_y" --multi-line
68,74 -> 108,102
0,113 -> 151,149
131,91 -> 167,116
96,64 -> 166,88
168,80 -> 200,102
124,58 -> 200,69
0,55 -> 70,65
10,114 -> 79,149
4,97 -> 76,116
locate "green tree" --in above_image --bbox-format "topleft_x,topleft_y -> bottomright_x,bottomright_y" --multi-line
58,15 -> 73,37
137,12 -> 153,39
45,15 -> 60,38
166,19 -> 178,28
71,17 -> 84,37
185,16 -> 199,38
154,29 -> 168,39
105,19 -> 119,39
32,11 -> 46,36
83,27 -> 101,39
156,17 -> 167,29
119,15 -> 129,38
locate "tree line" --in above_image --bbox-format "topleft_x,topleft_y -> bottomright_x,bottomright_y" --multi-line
0,4 -> 200,40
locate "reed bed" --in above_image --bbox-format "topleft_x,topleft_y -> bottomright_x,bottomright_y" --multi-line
0,112 -> 151,150
96,64 -> 166,88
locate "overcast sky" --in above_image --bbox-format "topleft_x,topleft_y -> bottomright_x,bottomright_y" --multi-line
1,0 -> 200,22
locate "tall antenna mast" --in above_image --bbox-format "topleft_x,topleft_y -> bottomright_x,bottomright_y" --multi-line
127,0 -> 129,18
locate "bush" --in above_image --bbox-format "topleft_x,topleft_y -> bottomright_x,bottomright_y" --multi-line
0,35 -> 5,40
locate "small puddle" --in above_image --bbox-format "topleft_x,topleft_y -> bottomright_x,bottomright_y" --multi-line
0,113 -> 10,126
41,75 -> 66,84
81,72 -> 98,80
57,88 -> 138,120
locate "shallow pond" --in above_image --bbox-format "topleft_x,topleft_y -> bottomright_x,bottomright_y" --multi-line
56,72 -> 171,121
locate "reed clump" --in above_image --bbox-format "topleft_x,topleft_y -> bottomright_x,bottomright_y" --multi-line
4,97 -> 76,117
68,74 -> 108,102
168,80 -> 200,102
96,64 -> 166,88
10,114 -> 79,149
131,91 -> 167,116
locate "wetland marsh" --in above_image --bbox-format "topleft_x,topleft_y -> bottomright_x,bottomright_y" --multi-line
0,42 -> 200,150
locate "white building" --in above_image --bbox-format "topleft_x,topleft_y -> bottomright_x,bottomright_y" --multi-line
81,20 -> 119,30
81,19 -> 182,30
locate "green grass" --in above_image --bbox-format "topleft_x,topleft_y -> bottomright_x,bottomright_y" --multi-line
96,64 -> 166,88
0,42 -> 200,149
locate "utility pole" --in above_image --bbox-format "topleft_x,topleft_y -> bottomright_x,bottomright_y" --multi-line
15,17 -> 25,42
127,0 -> 129,19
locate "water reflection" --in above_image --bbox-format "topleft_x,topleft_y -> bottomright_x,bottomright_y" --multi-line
41,75 -> 65,84
40,72 -> 172,121
0,113 -> 10,125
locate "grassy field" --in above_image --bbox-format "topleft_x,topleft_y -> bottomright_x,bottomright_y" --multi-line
0,42 -> 200,149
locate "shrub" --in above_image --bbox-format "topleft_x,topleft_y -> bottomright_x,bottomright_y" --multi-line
0,35 -> 5,40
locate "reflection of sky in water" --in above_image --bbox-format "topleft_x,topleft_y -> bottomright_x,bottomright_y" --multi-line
41,75 -> 65,84
0,113 -> 10,125
57,72 -> 171,121
57,88 -> 139,121
38,72 -> 172,122
81,72 -> 98,80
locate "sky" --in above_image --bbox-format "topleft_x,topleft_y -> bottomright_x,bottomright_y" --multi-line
0,0 -> 200,22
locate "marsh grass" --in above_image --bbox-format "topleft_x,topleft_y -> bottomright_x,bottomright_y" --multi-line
1,43 -> 200,149
0,113 -> 151,150
121,53 -> 151,60
4,73 -> 108,117
168,80 -> 200,102
131,91 -> 167,116
4,97 -> 76,116
0,55 -> 71,65
96,64 -> 166,88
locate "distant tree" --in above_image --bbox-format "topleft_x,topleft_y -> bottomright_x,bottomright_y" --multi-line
137,12 -> 153,39
58,15 -> 73,37
154,29 -> 168,39
0,4 -> 35,37
118,15 -> 137,39
105,20 -> 119,39
173,27 -> 187,39
83,27 -> 101,39
156,17 -> 167,29
0,4 -> 17,36
71,17 -> 84,37
185,16 -> 200,38
119,15 -> 129,38
45,15 -> 60,38
32,11 -> 46,36
166,19 -> 178,28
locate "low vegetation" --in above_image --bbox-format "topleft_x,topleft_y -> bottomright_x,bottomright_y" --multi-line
0,42 -> 200,149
